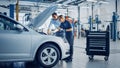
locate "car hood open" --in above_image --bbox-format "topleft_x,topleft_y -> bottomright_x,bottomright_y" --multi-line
27,5 -> 58,29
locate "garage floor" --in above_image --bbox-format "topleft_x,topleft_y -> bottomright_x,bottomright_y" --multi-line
0,37 -> 120,68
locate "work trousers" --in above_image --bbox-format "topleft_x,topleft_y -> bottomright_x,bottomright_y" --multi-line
66,31 -> 74,59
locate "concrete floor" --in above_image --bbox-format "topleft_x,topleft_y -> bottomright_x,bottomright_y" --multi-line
0,37 -> 120,68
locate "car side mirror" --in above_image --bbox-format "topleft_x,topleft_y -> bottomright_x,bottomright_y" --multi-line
16,24 -> 24,32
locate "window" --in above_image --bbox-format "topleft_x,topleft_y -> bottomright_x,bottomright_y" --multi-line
0,21 -> 4,30
0,16 -> 18,31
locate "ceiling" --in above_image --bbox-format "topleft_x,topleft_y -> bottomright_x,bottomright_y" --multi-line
20,0 -> 108,6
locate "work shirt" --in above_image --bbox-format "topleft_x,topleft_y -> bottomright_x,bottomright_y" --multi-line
48,19 -> 60,30
60,20 -> 72,31
60,20 -> 73,46
60,20 -> 72,35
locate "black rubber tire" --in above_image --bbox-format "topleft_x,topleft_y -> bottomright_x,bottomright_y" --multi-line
37,43 -> 60,68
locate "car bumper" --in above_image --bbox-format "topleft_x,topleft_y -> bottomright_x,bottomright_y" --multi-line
60,42 -> 70,59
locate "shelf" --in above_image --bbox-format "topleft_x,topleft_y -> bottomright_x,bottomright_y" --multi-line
89,43 -> 106,45
89,33 -> 106,35
88,35 -> 106,37
89,45 -> 106,48
89,49 -> 106,52
89,42 -> 106,44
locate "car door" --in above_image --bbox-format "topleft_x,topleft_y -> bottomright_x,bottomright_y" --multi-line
0,15 -> 31,60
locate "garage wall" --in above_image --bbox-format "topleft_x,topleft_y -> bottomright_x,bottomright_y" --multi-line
0,7 -> 9,16
99,0 -> 115,22
67,0 -> 120,25
80,0 -> 116,23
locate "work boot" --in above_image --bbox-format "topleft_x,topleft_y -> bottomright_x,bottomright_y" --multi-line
64,57 -> 72,62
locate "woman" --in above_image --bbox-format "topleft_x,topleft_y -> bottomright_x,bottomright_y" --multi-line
58,15 -> 74,62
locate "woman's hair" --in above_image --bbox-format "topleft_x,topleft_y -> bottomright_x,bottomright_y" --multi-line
58,15 -> 64,19
65,16 -> 70,19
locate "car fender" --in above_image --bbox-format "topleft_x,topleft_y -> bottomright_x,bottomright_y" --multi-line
30,35 -> 69,60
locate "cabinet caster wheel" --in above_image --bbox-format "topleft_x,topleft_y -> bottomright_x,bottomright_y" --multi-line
89,55 -> 94,61
104,56 -> 109,61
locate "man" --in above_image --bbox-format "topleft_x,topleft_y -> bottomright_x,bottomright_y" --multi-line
47,12 -> 60,35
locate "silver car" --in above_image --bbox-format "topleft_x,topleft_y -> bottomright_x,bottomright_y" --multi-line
0,14 -> 70,67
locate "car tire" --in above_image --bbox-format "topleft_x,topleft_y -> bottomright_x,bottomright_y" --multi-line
37,43 -> 60,68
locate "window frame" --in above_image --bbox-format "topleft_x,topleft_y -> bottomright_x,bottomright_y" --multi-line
0,15 -> 29,32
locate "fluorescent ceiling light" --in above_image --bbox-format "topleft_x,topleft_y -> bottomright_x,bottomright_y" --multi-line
81,6 -> 90,8
99,1 -> 109,4
57,4 -> 62,6
87,0 -> 97,2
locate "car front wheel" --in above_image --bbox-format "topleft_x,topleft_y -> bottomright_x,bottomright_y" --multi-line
37,43 -> 60,68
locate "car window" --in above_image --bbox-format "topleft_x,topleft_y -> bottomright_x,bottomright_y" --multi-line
0,16 -> 17,30
0,21 -> 4,30
0,15 -> 29,32
0,16 -> 28,32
